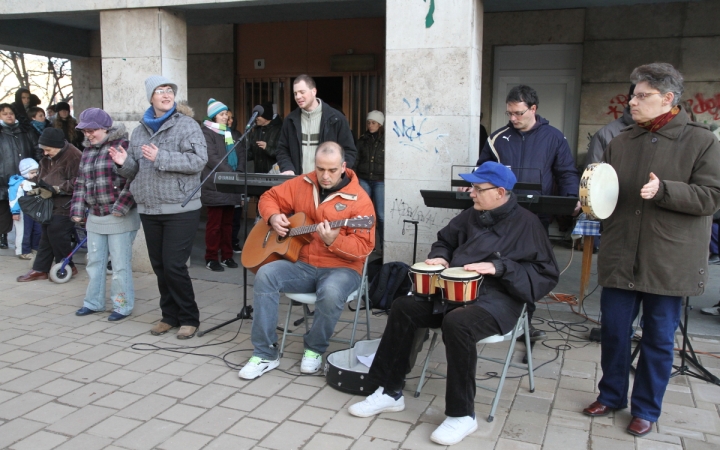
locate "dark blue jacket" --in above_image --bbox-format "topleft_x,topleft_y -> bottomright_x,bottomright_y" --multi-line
477,116 -> 579,197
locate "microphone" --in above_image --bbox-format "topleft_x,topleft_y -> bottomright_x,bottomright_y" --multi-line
245,105 -> 264,131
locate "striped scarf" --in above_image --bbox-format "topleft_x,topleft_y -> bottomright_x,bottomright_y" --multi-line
638,105 -> 680,133
203,120 -> 237,170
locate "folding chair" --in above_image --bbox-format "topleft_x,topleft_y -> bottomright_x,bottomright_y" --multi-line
414,303 -> 534,422
278,258 -> 372,357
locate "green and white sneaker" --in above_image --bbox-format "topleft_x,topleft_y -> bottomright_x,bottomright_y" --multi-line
300,349 -> 323,374
239,356 -> 279,380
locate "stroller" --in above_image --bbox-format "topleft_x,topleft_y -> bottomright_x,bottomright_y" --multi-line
49,221 -> 88,283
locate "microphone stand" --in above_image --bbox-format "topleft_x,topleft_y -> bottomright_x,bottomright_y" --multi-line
182,119 -> 256,337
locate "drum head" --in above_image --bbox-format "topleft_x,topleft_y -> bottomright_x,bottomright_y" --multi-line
440,267 -> 481,280
583,163 -> 619,220
411,262 -> 445,273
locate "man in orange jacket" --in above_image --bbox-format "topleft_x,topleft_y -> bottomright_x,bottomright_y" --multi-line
240,141 -> 375,380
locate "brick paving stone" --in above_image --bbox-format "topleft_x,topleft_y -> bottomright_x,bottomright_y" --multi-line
657,425 -> 705,440
0,389 -> 18,405
258,420 -> 319,450
288,405 -> 336,427
589,435 -> 635,450
156,380 -> 202,399
185,406 -> 246,436
307,385 -> 355,410
400,422 -> 442,450
0,367 -> 29,383
22,337 -> 75,354
64,361 -> 121,382
72,343 -> 123,363
86,416 -> 143,439
203,433 -> 258,450
45,405 -> 116,435
0,392 -> 54,420
5,334 -> 45,346
365,418 -> 413,442
548,408 -> 591,431
154,361 -> 199,377
501,410 -> 548,445
157,403 -> 207,424
180,363 -> 228,385
693,383 -> 720,404
8,430 -> 68,450
240,373 -> 293,397
494,438 -> 541,450
322,411 -> 373,439
350,435 -> 400,450
116,393 -> 176,421
511,392 -> 552,415
35,378 -> 84,397
156,430 -> 213,450
123,353 -> 177,373
10,351 -> 67,371
553,386 -> 598,412
101,350 -> 146,366
43,358 -> 89,374
249,395 -> 304,423
660,404 -> 720,434
227,417 -> 279,440
277,382 -> 320,400
54,342 -> 93,356
207,369 -> 250,389
181,383 -> 237,408
96,368 -> 145,386
542,424 -> 589,448
57,382 -> 117,407
559,375 -> 596,392
635,439 -> 683,450
303,433 -> 355,450
591,421 -> 635,442
119,372 -> 177,395
53,433 -> 112,450
22,402 -> 77,424
113,418 -> 183,450
1,369 -> 63,393
0,418 -> 48,449
381,396 -> 431,424
92,391 -> 144,409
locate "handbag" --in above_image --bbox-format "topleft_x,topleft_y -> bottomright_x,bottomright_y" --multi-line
18,194 -> 53,224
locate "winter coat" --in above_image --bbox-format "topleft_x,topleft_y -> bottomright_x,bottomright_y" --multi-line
0,122 -> 36,201
117,103 -> 208,215
428,193 -> 559,334
598,108 -> 720,296
200,125 -> 245,207
276,101 -> 357,174
247,115 -> 283,173
70,125 -> 136,218
10,87 -> 30,127
355,131 -> 384,182
54,116 -> 84,150
477,116 -> 579,197
584,107 -> 634,167
38,143 -> 82,216
8,174 -> 33,215
258,168 -> 375,275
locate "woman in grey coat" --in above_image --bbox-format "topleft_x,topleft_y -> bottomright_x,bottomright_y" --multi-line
582,63 -> 720,437
109,75 -> 208,340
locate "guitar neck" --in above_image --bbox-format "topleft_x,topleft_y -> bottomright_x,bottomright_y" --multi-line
288,219 -> 352,237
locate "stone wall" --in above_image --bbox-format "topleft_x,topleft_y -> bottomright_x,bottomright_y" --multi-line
71,31 -> 102,116
187,24 -> 235,121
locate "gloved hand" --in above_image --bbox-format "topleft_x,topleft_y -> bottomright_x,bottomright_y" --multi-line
37,188 -> 53,199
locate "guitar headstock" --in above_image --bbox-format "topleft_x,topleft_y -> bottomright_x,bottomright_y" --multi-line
348,216 -> 375,229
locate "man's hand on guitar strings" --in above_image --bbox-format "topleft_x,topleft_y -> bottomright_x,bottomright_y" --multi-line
317,220 -> 340,246
270,214 -> 291,237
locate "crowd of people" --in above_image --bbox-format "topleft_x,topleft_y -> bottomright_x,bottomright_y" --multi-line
1,62 -> 718,446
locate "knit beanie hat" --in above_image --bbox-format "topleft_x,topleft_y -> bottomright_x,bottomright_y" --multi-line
55,101 -> 70,113
367,110 -> 385,126
38,128 -> 66,148
145,75 -> 178,103
19,158 -> 39,177
207,98 -> 228,120
260,102 -> 274,121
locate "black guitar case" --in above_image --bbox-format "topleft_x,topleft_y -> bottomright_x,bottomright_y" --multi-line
325,339 -> 380,396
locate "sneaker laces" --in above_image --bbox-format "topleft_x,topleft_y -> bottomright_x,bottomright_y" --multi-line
303,349 -> 321,359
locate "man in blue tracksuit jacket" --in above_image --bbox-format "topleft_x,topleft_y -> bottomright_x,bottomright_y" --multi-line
477,84 -> 580,340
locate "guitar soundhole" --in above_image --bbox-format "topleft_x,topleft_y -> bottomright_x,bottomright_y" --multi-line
277,235 -> 288,243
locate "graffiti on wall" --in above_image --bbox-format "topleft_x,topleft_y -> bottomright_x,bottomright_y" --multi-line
605,93 -> 629,119
392,97 -> 451,163
424,0 -> 435,28
686,93 -> 720,121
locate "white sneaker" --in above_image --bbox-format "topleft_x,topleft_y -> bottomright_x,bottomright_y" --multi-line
300,349 -> 323,374
239,356 -> 279,380
348,386 -> 405,417
430,416 -> 478,446
700,303 -> 720,316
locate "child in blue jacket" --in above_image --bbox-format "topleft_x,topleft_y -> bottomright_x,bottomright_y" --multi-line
9,158 -> 41,259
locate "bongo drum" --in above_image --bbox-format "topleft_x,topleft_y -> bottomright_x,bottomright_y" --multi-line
408,262 -> 445,297
579,163 -> 619,220
438,268 -> 483,305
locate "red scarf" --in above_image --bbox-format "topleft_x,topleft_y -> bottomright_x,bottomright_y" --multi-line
638,105 -> 680,133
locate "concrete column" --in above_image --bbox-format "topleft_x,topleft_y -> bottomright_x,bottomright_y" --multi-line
384,0 -> 483,263
71,30 -> 102,115
99,8 -> 188,273
187,24 -> 235,119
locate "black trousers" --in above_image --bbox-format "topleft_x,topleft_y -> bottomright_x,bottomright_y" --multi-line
33,214 -> 75,272
368,295 -> 502,417
0,200 -> 13,234
140,210 -> 201,327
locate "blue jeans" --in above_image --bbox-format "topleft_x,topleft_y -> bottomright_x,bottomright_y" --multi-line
83,230 -> 138,315
597,287 -> 682,422
359,179 -> 384,248
251,260 -> 361,359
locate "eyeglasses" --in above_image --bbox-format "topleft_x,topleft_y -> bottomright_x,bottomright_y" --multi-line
81,129 -> 99,135
505,108 -> 529,118
471,185 -> 498,193
154,88 -> 175,96
630,92 -> 661,101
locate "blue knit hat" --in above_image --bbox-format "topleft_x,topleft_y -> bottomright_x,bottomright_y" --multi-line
207,98 -> 228,120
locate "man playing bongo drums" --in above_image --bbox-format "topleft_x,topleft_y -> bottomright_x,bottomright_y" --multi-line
348,162 -> 559,446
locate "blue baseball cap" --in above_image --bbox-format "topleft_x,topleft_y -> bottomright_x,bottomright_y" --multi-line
459,162 -> 517,190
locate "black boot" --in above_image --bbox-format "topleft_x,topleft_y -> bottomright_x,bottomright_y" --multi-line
0,234 -> 7,249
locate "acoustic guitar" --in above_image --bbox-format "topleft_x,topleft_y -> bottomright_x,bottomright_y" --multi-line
241,212 -> 375,273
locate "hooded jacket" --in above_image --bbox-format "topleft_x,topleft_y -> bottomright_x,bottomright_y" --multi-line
584,107 -> 634,167
0,121 -> 36,201
200,125 -> 245,207
598,108 -> 720,296
117,102 -> 208,215
477,115 -> 579,197
258,168 -> 375,275
247,115 -> 283,173
70,125 -> 135,218
10,87 -> 31,126
275,101 -> 357,174
355,130 -> 385,182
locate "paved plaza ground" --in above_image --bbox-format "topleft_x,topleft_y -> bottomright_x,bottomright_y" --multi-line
1,241 -> 720,449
